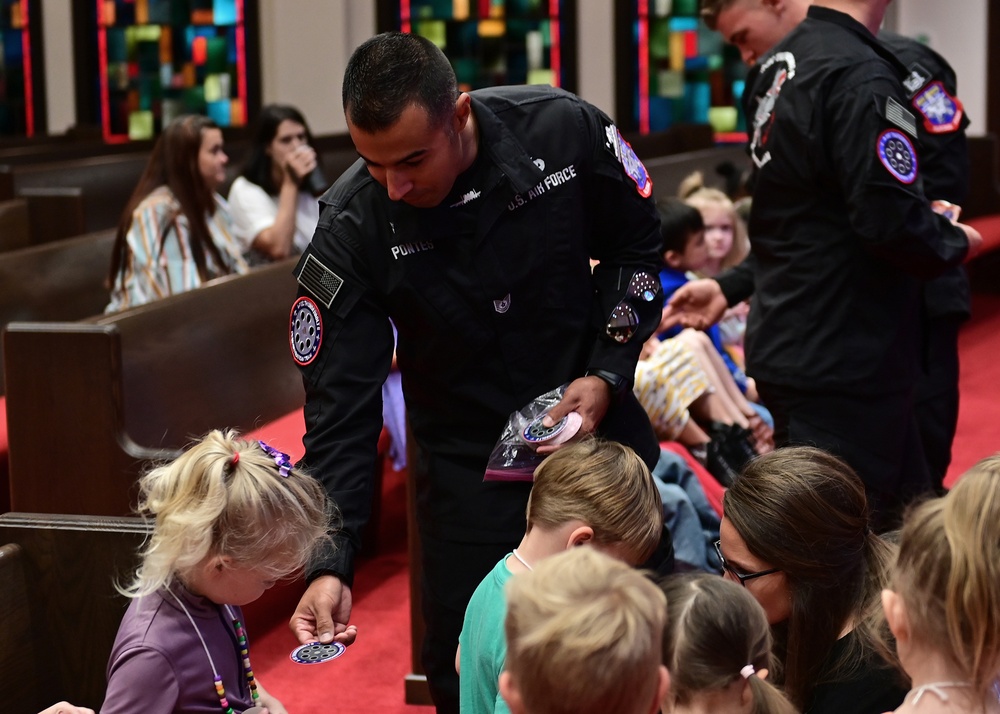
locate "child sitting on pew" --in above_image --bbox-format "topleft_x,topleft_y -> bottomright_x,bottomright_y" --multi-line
101,429 -> 333,714
457,438 -> 664,714
882,453 -> 1000,714
659,573 -> 798,714
498,547 -> 669,714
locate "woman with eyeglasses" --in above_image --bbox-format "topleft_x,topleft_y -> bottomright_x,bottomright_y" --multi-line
716,446 -> 907,714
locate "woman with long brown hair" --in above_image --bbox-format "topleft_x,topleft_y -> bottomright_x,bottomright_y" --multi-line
718,446 -> 906,713
106,114 -> 247,312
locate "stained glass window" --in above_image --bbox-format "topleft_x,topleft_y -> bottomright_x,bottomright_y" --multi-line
380,0 -> 576,93
618,0 -> 747,140
0,0 -> 38,136
94,0 -> 248,143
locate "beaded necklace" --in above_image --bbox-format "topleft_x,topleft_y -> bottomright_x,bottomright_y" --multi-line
167,588 -> 260,713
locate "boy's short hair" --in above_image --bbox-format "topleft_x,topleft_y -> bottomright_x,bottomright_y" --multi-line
656,197 -> 705,256
503,547 -> 667,714
527,437 -> 664,565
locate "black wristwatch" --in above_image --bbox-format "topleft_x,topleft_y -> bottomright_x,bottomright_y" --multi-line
585,369 -> 629,397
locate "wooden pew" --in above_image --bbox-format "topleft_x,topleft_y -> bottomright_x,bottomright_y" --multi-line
0,198 -> 29,253
0,512 -> 150,713
3,259 -> 303,517
9,153 -> 149,233
643,143 -> 751,199
0,229 -> 115,395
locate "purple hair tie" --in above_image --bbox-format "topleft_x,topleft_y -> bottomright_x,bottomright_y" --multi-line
258,440 -> 292,478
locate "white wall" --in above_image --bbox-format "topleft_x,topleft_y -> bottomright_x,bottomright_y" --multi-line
41,1 -> 74,133
575,0 -> 616,117
894,0 -> 987,135
259,0 -> 375,135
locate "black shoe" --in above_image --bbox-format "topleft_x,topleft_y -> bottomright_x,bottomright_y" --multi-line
706,439 -> 741,488
708,421 -> 756,464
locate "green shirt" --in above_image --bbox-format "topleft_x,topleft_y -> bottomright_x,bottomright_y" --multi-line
459,554 -> 514,714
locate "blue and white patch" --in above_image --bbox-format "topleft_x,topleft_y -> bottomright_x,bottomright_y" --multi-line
604,124 -> 652,198
912,81 -> 964,134
877,129 -> 918,184
290,296 -> 323,366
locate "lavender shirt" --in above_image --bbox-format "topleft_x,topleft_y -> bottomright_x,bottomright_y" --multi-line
102,583 -> 256,713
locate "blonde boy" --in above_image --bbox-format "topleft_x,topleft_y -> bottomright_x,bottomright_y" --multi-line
500,547 -> 670,714
457,437 -> 664,714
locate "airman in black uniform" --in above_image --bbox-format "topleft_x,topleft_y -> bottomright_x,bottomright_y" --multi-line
668,5 -> 978,530
287,32 -> 668,713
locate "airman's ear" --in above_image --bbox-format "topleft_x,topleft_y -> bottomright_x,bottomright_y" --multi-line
454,93 -> 472,133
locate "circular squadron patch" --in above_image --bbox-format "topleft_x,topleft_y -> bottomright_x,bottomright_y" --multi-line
877,129 -> 917,184
290,297 -> 322,366
290,641 -> 346,664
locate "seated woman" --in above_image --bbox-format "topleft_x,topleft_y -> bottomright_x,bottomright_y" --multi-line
228,104 -> 326,262
883,454 -> 1000,714
718,446 -> 907,714
106,115 -> 247,312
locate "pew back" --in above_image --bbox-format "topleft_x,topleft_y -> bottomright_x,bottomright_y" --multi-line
0,513 -> 150,713
0,229 -> 115,394
10,153 -> 150,233
4,259 -> 303,516
643,144 -> 751,199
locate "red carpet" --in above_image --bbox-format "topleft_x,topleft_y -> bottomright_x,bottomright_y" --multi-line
250,292 -> 1000,713
945,291 -> 1000,487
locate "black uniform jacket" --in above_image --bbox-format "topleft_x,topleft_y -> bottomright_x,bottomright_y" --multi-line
880,30 -> 971,322
717,7 -> 968,393
292,86 -> 663,582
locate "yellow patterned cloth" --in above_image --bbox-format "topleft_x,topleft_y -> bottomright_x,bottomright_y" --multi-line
634,337 -> 712,441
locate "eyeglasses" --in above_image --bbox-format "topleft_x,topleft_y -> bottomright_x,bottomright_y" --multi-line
605,271 -> 660,344
713,540 -> 780,587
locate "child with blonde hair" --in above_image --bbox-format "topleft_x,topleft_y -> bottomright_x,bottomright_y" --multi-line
458,437 -> 665,714
681,173 -> 753,372
500,547 -> 669,714
101,430 -> 333,714
882,454 -> 1000,714
679,172 -> 750,278
660,573 -> 798,714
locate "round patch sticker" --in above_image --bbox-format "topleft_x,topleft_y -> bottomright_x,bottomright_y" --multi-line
290,641 -> 346,665
290,297 -> 322,366
877,129 -> 918,184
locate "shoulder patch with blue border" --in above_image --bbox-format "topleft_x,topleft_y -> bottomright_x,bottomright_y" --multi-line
290,296 -> 323,366
603,123 -> 653,198
912,81 -> 964,134
877,129 -> 918,184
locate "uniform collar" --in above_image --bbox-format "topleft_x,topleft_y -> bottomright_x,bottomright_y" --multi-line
805,5 -> 909,76
468,93 -> 545,195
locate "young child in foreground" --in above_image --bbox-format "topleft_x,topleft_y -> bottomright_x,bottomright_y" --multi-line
500,547 -> 669,714
458,437 -> 664,714
660,572 -> 798,714
882,453 -> 1000,714
100,429 -> 331,714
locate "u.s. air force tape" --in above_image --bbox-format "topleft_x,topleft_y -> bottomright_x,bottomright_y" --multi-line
296,253 -> 343,308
